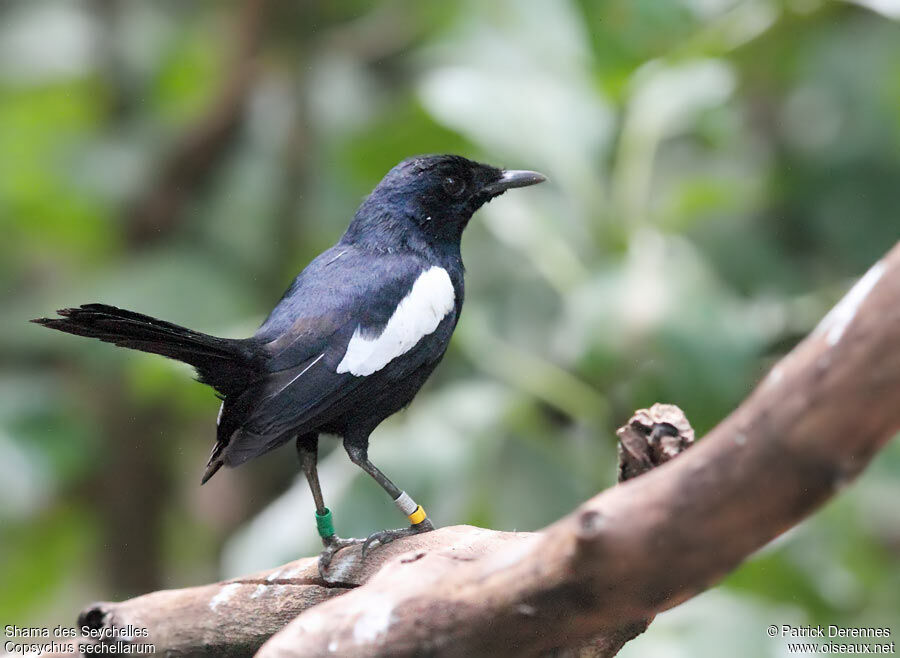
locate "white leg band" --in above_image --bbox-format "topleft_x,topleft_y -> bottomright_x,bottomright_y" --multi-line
394,491 -> 417,515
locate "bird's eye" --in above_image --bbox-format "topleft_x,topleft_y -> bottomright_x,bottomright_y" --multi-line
443,176 -> 465,196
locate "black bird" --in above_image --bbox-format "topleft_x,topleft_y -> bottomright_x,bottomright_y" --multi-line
33,154 -> 546,570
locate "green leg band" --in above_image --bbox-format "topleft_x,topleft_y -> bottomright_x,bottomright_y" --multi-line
315,508 -> 335,539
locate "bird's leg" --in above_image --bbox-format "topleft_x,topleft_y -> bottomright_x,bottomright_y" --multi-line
343,438 -> 434,557
296,435 -> 364,576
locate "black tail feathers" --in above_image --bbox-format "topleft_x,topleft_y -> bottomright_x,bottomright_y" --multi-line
33,304 -> 258,398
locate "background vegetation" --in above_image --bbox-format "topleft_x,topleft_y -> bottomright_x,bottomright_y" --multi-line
2,1 -> 898,655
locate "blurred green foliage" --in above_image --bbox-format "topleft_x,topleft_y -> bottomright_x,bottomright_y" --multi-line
1,1 -> 898,655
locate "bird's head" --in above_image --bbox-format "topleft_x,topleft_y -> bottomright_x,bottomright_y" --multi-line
345,154 -> 546,249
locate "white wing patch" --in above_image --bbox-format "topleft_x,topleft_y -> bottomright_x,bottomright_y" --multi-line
337,266 -> 455,377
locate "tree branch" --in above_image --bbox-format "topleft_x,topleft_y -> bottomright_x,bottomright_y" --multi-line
75,242 -> 900,657
257,241 -> 900,656
76,529 -> 531,657
77,408 -> 692,658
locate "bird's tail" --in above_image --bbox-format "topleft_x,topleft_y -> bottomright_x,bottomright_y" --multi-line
32,304 -> 258,398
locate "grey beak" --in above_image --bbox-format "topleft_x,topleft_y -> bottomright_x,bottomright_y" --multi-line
482,169 -> 547,195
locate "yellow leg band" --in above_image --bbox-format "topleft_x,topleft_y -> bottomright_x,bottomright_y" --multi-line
408,505 -> 427,525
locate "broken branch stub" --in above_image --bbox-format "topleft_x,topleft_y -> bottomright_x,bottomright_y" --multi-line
617,403 -> 695,481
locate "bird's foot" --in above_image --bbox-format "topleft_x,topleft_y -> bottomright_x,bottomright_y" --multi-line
318,534 -> 365,579
362,518 -> 435,557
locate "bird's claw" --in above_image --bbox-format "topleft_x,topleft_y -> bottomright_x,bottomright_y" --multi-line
317,535 -> 365,579
361,518 -> 435,558
317,519 -> 436,577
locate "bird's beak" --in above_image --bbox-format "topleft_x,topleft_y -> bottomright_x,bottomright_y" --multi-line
482,169 -> 547,195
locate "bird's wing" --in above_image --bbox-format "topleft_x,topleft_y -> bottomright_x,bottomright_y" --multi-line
210,247 -> 458,470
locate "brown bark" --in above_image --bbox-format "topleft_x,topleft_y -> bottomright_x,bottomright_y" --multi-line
257,242 -> 900,656
77,529 -> 529,657
75,242 -> 900,657
77,408 -> 692,658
